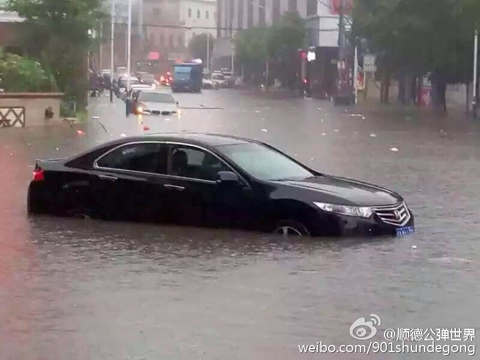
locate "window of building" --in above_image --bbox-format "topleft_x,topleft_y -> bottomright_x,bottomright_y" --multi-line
259,0 -> 266,26
247,0 -> 253,27
153,7 -> 160,17
288,0 -> 297,12
272,0 -> 280,23
188,8 -> 192,18
178,34 -> 184,48
238,0 -> 244,29
206,10 -> 209,19
197,9 -> 200,18
169,34 -> 174,48
307,0 -> 317,16
160,33 -> 165,46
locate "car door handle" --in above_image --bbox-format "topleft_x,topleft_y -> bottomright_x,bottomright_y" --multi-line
98,174 -> 118,182
164,184 -> 185,191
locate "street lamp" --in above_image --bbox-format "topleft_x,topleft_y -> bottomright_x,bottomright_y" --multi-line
110,0 -> 115,103
473,28 -> 478,118
126,0 -> 132,90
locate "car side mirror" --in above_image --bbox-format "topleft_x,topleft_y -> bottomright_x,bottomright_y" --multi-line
216,171 -> 240,185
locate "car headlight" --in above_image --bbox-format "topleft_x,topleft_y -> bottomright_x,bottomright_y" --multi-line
314,202 -> 373,218
136,105 -> 144,114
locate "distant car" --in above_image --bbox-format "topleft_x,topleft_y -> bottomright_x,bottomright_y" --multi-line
202,74 -> 218,89
131,89 -> 178,116
211,72 -> 226,88
28,133 -> 414,237
115,75 -> 139,97
160,72 -> 173,86
222,71 -> 235,87
138,72 -> 158,87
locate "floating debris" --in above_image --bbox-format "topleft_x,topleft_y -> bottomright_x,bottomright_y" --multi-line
321,132 -> 327,136
411,245 -> 417,249
76,129 -> 85,136
369,133 -> 377,138
120,133 -> 127,137
255,110 -> 261,113
55,147 -> 60,151
390,147 -> 399,152
261,128 -> 268,133
350,113 -> 364,117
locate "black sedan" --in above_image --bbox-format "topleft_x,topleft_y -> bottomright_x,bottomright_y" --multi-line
28,134 -> 414,237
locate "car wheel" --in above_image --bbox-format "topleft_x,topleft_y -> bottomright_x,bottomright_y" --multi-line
274,220 -> 311,237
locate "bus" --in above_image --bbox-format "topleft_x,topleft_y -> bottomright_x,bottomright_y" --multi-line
171,63 -> 203,93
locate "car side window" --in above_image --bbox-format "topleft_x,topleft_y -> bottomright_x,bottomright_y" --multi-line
169,146 -> 229,181
97,143 -> 167,174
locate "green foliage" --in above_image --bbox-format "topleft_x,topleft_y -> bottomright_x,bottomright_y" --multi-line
188,33 -> 214,63
0,49 -> 57,91
8,0 -> 105,106
234,27 -> 269,64
353,0 -> 480,83
267,11 -> 305,60
234,12 -> 305,84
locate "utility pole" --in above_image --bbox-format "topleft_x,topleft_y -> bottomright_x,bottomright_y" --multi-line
473,29 -> 478,117
126,0 -> 132,90
110,0 -> 115,103
206,33 -> 210,73
354,43 -> 358,104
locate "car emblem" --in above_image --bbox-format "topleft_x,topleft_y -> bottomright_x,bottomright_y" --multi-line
394,210 -> 401,220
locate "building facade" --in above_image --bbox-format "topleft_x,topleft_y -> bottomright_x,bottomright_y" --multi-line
100,0 -> 217,70
217,0 -> 340,48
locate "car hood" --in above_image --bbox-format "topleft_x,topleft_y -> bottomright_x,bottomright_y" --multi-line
275,175 -> 402,207
143,102 -> 177,112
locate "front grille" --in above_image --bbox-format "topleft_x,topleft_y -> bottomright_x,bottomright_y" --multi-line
373,202 -> 410,227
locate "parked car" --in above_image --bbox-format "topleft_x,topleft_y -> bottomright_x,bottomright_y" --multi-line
28,134 -> 414,237
202,74 -> 218,89
222,71 -> 235,87
130,89 -> 178,115
211,72 -> 226,88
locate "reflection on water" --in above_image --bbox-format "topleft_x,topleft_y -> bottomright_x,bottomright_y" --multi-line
1,93 -> 480,359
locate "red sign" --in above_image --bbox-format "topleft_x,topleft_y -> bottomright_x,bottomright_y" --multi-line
147,51 -> 160,60
330,0 -> 354,14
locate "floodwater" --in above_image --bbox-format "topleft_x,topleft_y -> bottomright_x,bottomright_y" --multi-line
1,90 -> 479,359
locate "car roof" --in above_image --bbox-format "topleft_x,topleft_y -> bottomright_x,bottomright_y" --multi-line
109,133 -> 253,148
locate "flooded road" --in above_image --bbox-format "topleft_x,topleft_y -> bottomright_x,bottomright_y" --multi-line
1,90 -> 480,359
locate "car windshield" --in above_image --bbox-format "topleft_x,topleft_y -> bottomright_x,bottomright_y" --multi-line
217,143 -> 314,181
139,92 -> 175,103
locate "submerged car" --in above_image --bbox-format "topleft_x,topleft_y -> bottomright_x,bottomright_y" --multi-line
28,134 -> 414,237
131,90 -> 178,115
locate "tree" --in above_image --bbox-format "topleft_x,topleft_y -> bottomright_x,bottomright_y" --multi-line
234,12 -> 305,86
234,27 -> 269,83
188,33 -> 214,65
353,0 -> 480,110
0,49 -> 57,92
8,0 -> 105,107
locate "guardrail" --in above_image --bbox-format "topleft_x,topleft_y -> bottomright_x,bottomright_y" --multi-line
0,107 -> 25,128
